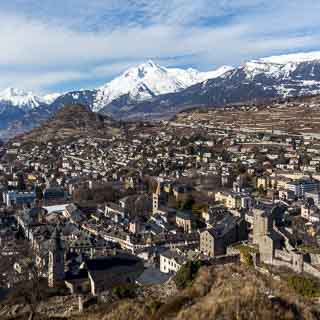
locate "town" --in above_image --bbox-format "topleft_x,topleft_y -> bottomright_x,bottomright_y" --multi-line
1,100 -> 320,317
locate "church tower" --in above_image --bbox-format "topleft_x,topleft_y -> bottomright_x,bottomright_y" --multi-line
152,180 -> 161,214
48,228 -> 65,288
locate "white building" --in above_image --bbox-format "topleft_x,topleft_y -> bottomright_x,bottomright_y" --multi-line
160,249 -> 186,274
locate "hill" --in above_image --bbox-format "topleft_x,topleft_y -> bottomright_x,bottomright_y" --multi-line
3,51 -> 320,138
173,94 -> 320,137
13,104 -> 118,144
3,264 -> 318,320
73,264 -> 319,320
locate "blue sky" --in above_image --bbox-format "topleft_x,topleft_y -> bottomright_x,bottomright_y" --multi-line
0,0 -> 320,94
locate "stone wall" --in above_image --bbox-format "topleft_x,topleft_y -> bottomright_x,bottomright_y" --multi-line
274,249 -> 292,263
310,253 -> 320,265
207,254 -> 240,266
303,263 -> 320,278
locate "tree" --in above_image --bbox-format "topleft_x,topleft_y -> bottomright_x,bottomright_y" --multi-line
174,260 -> 204,289
181,196 -> 195,210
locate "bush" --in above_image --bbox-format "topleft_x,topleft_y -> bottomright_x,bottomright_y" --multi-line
155,295 -> 191,319
235,245 -> 255,266
174,260 -> 204,290
242,251 -> 254,266
146,300 -> 162,316
287,275 -> 320,298
112,284 -> 136,299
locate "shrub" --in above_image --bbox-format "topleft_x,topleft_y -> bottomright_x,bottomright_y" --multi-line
146,300 -> 162,316
287,275 -> 320,298
174,261 -> 204,290
112,284 -> 136,299
155,295 -> 191,319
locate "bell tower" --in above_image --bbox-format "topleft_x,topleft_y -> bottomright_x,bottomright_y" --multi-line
152,180 -> 161,214
48,228 -> 65,288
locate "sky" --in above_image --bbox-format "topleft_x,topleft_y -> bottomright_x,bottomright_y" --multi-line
0,0 -> 320,94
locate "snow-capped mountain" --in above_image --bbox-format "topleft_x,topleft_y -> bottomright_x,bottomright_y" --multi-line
0,88 -> 46,110
243,52 -> 320,82
3,51 -> 320,138
42,92 -> 61,104
92,61 -> 233,112
120,52 -> 320,118
0,88 -> 55,140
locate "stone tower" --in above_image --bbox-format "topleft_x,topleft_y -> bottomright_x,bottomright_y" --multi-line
48,228 -> 65,288
252,208 -> 272,245
152,180 -> 161,214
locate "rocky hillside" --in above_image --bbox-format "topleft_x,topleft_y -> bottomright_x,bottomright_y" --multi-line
13,104 -> 117,144
74,264 -> 320,320
2,264 -> 319,320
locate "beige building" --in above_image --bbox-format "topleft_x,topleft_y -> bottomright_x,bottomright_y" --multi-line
176,210 -> 195,233
200,215 -> 248,257
215,191 -> 241,209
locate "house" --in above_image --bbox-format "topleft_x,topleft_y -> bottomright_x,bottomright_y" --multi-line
278,188 -> 295,201
200,215 -> 248,257
105,202 -> 126,222
301,201 -> 320,222
215,191 -> 241,210
176,210 -> 196,233
256,175 -> 272,190
160,249 -> 187,274
173,184 -> 193,202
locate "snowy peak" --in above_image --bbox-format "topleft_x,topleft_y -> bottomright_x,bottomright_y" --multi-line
42,93 -> 61,104
259,51 -> 320,64
243,51 -> 320,80
0,88 -> 45,110
0,88 -> 62,111
93,61 -> 233,111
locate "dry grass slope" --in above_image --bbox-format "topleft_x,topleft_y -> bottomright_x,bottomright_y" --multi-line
74,265 -> 320,320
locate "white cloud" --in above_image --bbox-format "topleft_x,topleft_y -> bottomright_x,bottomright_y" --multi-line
0,0 -> 319,92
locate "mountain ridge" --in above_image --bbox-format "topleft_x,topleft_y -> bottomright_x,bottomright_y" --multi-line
3,51 -> 320,137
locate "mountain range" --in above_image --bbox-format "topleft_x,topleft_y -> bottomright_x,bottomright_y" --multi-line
2,51 -> 320,138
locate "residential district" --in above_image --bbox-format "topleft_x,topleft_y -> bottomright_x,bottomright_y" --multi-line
2,105 -> 320,315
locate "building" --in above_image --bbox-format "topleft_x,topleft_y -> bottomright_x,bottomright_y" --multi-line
3,191 -> 36,208
86,254 -> 144,295
256,175 -> 272,190
160,249 -> 187,274
301,201 -> 320,222
200,215 -> 247,257
305,191 -> 320,207
215,191 -> 240,209
152,179 -> 171,214
286,178 -> 319,198
252,209 -> 283,263
105,202 -> 126,222
48,229 -> 65,288
43,187 -> 66,206
173,184 -> 193,202
176,210 -> 196,233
